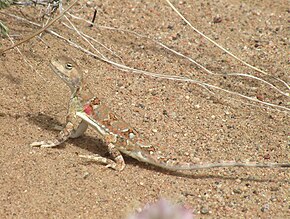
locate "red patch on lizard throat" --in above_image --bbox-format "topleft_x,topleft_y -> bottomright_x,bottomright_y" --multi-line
84,104 -> 93,115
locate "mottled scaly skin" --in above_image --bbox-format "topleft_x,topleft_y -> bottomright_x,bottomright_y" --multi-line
31,56 -> 290,171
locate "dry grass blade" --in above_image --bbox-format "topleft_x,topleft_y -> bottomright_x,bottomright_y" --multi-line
0,0 -> 78,55
1,9 -> 289,113
165,0 -> 290,92
66,13 -> 289,98
61,21 -> 124,64
6,33 -> 46,81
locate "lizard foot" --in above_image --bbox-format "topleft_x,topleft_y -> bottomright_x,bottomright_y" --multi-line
79,154 -> 125,171
30,140 -> 59,148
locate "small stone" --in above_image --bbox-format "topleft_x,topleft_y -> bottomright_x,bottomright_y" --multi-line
261,204 -> 270,212
192,157 -> 200,162
171,33 -> 181,40
224,111 -> 230,115
170,112 -> 177,119
235,179 -> 242,183
213,15 -> 222,23
143,116 -> 150,122
86,1 -> 93,7
253,190 -> 258,195
163,110 -> 168,116
242,207 -> 248,212
233,189 -> 242,194
270,186 -> 279,192
83,172 -> 90,179
167,24 -> 174,30
152,129 -> 158,133
200,206 -> 209,214
137,103 -> 145,109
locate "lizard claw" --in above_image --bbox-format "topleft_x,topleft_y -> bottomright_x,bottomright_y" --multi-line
105,163 -> 125,171
79,154 -> 125,171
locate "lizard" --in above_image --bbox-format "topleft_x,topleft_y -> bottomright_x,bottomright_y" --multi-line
31,56 -> 290,171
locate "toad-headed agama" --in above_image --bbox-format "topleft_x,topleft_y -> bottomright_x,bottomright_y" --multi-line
31,56 -> 290,171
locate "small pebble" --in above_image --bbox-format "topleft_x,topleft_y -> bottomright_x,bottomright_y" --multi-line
152,129 -> 158,133
270,186 -> 279,192
163,110 -> 168,116
167,24 -> 174,30
83,172 -> 90,179
200,206 -> 209,214
233,189 -> 242,194
213,15 -> 222,23
171,33 -> 181,40
86,1 -> 93,7
261,204 -> 270,212
171,112 -> 177,119
242,207 -> 248,212
137,103 -> 145,109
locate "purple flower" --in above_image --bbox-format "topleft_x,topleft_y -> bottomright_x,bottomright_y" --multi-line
128,199 -> 194,219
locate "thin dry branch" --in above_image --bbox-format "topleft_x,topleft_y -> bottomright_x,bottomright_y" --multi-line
6,34 -> 47,81
61,21 -> 125,64
1,11 -> 289,113
0,0 -> 78,55
66,13 -> 289,98
165,0 -> 290,92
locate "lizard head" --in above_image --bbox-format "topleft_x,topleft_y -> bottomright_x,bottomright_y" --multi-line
50,56 -> 83,93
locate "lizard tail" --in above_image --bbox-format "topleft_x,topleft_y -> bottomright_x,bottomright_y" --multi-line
133,151 -> 290,171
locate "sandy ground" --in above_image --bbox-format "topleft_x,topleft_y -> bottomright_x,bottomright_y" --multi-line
0,0 -> 289,218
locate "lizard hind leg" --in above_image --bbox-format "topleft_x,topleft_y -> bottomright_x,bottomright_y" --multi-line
79,143 -> 126,171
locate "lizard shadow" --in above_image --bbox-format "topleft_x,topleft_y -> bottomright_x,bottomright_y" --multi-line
28,112 -> 64,133
27,112 -> 121,155
0,69 -> 22,85
123,157 -> 289,183
28,113 -> 289,183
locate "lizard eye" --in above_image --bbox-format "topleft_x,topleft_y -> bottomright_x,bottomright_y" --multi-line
65,63 -> 73,70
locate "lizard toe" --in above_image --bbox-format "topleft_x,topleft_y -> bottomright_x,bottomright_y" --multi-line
30,140 -> 57,148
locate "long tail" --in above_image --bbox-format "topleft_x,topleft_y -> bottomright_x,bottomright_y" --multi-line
135,151 -> 290,171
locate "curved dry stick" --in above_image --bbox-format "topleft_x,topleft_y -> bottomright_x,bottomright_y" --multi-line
66,13 -> 289,98
165,0 -> 290,91
2,12 -> 289,113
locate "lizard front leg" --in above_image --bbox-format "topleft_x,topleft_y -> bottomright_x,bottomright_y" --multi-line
31,114 -> 85,148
